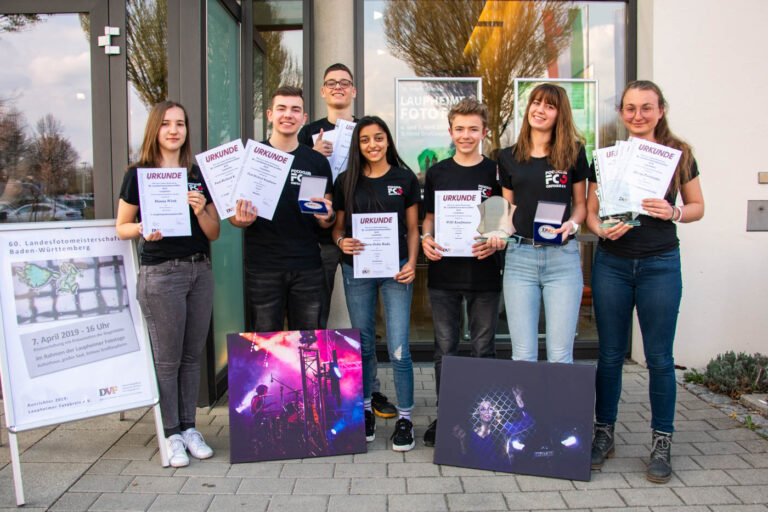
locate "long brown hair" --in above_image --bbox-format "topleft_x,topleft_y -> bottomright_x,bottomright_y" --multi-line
132,100 -> 194,171
342,116 -> 410,216
619,80 -> 694,197
514,83 -> 584,171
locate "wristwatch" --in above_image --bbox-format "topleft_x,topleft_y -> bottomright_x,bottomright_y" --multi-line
569,221 -> 580,235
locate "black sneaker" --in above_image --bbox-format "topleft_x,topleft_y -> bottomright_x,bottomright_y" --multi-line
391,417 -> 415,452
590,422 -> 615,470
371,392 -> 397,418
647,430 -> 672,483
423,419 -> 437,447
364,409 -> 375,442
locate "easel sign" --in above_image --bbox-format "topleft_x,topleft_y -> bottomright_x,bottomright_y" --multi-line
0,220 -> 167,506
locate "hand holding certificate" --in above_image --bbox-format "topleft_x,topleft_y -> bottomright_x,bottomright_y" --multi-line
435,191 -> 481,257
137,168 -> 191,237
235,140 -> 294,221
351,213 -> 399,278
195,139 -> 244,219
328,119 -> 356,182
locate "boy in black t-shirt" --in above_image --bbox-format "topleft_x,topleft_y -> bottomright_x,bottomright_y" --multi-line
421,98 -> 504,446
298,63 -> 396,418
230,86 -> 335,332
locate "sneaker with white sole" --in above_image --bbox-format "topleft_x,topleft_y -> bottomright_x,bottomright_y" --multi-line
166,434 -> 189,467
181,428 -> 213,459
391,418 -> 415,452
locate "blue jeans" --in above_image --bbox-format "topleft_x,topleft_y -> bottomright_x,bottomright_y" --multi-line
503,241 -> 583,363
342,261 -> 414,411
592,246 -> 681,433
137,257 -> 214,437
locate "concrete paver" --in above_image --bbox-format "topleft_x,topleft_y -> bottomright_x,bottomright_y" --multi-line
1,363 -> 767,511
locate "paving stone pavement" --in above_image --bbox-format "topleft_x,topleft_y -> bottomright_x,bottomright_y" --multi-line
1,363 -> 766,511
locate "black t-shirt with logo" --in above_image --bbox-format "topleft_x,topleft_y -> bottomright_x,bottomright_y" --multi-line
333,166 -> 421,267
589,159 -> 700,259
422,156 -> 502,292
498,144 -> 590,240
244,142 -> 333,271
119,165 -> 212,265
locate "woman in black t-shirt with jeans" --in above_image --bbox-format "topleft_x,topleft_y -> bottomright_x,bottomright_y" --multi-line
497,84 -> 589,364
332,116 -> 420,452
586,81 -> 704,483
116,101 -> 220,468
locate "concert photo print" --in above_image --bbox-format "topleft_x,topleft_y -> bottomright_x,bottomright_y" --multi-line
227,329 -> 365,463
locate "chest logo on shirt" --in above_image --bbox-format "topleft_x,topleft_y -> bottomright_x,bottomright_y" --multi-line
388,185 -> 404,196
188,182 -> 203,193
478,185 -> 493,198
544,170 -> 568,189
290,169 -> 311,186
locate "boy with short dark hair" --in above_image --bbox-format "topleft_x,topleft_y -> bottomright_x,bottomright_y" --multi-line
231,86 -> 335,332
421,97 -> 503,446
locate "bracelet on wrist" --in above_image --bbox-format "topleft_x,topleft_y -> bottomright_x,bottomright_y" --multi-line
336,236 -> 344,247
672,205 -> 682,223
420,232 -> 433,242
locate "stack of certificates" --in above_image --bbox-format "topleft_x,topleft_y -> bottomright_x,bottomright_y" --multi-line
592,137 -> 681,228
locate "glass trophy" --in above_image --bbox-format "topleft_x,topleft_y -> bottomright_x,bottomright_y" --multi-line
476,196 -> 517,241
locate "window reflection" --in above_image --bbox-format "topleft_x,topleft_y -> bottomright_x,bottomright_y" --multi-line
0,14 -> 94,222
253,0 -> 303,123
126,0 -> 168,163
363,0 -> 627,344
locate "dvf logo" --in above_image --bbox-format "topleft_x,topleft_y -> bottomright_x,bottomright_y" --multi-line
99,386 -> 118,397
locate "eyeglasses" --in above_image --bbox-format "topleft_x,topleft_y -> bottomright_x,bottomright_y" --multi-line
621,105 -> 658,117
323,79 -> 353,89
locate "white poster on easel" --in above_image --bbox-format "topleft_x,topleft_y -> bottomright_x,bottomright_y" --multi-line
0,220 -> 167,505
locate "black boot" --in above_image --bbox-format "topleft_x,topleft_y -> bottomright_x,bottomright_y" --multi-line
590,423 -> 615,470
647,430 -> 672,483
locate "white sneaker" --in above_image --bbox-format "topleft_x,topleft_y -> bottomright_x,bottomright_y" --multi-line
166,434 -> 189,467
181,428 -> 213,459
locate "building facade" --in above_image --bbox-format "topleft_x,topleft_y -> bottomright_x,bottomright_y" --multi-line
1,0 -> 763,404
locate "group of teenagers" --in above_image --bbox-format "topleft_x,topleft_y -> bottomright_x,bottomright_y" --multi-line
116,62 -> 704,484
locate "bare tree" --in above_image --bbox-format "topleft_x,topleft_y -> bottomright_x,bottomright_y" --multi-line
27,115 -> 79,200
0,102 -> 28,182
383,1 -> 574,154
80,0 -> 168,108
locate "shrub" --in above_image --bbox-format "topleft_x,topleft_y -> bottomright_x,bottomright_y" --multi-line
687,352 -> 768,399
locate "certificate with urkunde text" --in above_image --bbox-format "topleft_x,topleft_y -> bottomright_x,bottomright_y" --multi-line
235,140 -> 294,221
351,212 -> 399,278
435,190 -> 481,257
195,139 -> 244,219
137,168 -> 191,237
623,139 -> 681,211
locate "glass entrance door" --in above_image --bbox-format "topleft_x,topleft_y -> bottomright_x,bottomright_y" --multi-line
0,1 -> 127,221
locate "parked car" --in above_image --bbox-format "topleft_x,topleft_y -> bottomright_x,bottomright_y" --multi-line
0,201 -> 83,222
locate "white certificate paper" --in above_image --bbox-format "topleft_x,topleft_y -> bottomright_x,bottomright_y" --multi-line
352,212 -> 399,278
623,139 -> 681,211
328,119 -> 356,182
236,140 -> 294,221
195,139 -> 244,219
435,190 -> 481,257
137,168 -> 191,237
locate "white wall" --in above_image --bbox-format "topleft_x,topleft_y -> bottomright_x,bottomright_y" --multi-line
634,0 -> 768,368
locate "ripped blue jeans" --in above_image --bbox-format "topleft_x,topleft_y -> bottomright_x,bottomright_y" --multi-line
342,261 -> 414,411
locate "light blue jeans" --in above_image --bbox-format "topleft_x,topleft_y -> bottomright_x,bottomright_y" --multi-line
342,261 -> 414,411
503,240 -> 583,363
